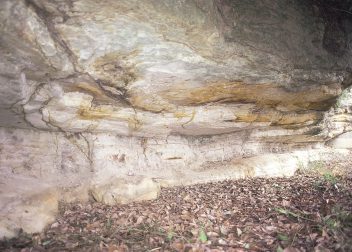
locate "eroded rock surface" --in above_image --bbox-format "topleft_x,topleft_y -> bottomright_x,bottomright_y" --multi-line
0,176 -> 59,238
0,0 -> 352,238
91,177 -> 161,205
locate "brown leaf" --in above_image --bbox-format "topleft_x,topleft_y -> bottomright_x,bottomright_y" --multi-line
282,200 -> 291,207
171,241 -> 184,251
309,233 -> 318,240
136,216 -> 145,225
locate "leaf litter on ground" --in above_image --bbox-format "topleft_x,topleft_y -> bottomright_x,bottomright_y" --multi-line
1,172 -> 351,251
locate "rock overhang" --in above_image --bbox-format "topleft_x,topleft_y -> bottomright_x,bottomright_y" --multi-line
0,0 -> 352,238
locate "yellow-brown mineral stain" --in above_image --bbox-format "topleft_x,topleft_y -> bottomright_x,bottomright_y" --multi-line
92,50 -> 139,88
162,81 -> 341,110
234,108 -> 322,126
77,105 -> 114,120
128,91 -> 174,113
173,110 -> 196,120
77,104 -> 143,131
127,114 -> 142,131
262,134 -> 322,144
66,82 -> 115,104
77,82 -> 106,97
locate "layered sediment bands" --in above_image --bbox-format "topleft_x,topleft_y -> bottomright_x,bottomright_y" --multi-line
160,82 -> 342,110
1,0 -> 352,238
1,0 -> 351,139
23,82 -> 326,137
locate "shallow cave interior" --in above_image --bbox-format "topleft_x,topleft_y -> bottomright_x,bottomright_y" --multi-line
0,0 -> 352,250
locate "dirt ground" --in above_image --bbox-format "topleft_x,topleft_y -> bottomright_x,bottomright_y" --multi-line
1,170 -> 351,252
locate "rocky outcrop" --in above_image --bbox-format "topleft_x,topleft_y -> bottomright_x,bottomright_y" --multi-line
0,0 -> 352,238
0,176 -> 59,238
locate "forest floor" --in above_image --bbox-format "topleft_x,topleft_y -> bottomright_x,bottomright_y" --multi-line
1,167 -> 352,252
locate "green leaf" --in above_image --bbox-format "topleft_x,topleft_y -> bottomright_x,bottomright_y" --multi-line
167,231 -> 174,241
106,218 -> 111,229
275,208 -> 299,218
276,246 -> 284,252
276,208 -> 288,215
42,240 -> 51,246
278,234 -> 289,241
199,228 -> 207,242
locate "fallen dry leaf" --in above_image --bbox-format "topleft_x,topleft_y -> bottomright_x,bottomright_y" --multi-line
1,174 -> 351,251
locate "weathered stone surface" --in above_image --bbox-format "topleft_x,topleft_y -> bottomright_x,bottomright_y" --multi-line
0,0 -> 352,237
91,177 -> 160,205
0,176 -> 59,238
328,132 -> 352,149
0,0 -> 351,137
322,86 -> 352,140
0,128 -> 91,182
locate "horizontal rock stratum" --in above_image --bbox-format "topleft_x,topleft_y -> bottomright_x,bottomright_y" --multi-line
0,0 -> 351,238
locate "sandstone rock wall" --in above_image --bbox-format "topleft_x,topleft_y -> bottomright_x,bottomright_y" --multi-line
0,0 -> 352,238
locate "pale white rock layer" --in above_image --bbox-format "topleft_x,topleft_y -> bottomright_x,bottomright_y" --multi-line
1,127 -> 351,237
0,175 -> 58,238
328,132 -> 352,149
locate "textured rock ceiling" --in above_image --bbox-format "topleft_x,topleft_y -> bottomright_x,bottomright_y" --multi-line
0,0 -> 352,238
1,0 -> 351,137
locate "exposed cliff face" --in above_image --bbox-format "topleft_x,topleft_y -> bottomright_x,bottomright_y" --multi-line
0,0 -> 351,238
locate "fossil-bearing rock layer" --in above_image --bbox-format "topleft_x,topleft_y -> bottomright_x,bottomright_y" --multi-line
0,0 -> 352,237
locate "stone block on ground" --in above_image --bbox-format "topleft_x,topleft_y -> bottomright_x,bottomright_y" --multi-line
0,175 -> 59,238
90,176 -> 160,205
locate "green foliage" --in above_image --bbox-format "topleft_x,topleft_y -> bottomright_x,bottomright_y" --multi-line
296,160 -> 327,175
42,240 -> 51,246
105,218 -> 112,230
167,231 -> 174,241
322,173 -> 338,185
275,208 -> 300,219
276,246 -> 284,252
198,227 -> 207,243
275,207 -> 316,222
322,205 -> 352,230
275,204 -> 352,250
314,172 -> 340,191
295,159 -> 341,191
277,233 -> 289,241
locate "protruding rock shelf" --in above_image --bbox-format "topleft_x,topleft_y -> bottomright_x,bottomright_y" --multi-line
0,0 -> 351,238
